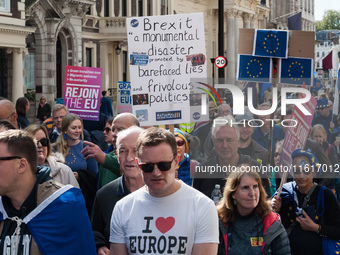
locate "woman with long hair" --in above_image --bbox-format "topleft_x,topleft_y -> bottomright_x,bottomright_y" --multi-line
16,96 -> 30,128
25,124 -> 79,187
217,167 -> 290,255
54,113 -> 98,178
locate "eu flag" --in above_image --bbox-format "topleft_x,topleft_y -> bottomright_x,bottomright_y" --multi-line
279,57 -> 313,85
253,30 -> 289,58
237,54 -> 272,83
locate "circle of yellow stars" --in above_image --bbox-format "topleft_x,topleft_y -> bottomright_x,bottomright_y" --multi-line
67,152 -> 77,164
288,61 -> 304,82
263,33 -> 280,54
246,58 -> 263,78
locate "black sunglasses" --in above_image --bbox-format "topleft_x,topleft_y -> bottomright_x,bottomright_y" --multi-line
37,138 -> 49,147
104,127 -> 111,133
0,156 -> 22,161
137,156 -> 176,173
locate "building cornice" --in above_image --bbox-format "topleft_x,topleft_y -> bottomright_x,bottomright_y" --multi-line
0,23 -> 36,34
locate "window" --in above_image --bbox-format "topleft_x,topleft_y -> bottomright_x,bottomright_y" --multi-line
147,0 -> 152,15
104,0 -> 109,17
123,51 -> 127,81
122,0 -> 127,16
317,52 -> 319,57
85,48 -> 92,67
0,0 -> 10,12
161,0 -> 168,15
316,62 -> 319,68
138,0 -> 143,16
24,52 -> 36,89
83,42 -> 97,67
322,52 -> 325,57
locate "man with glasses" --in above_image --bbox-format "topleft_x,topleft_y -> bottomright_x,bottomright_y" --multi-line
193,115 -> 269,198
110,127 -> 218,255
271,149 -> 340,254
0,130 -> 96,254
49,104 -> 69,143
92,126 -> 145,255
0,99 -> 20,129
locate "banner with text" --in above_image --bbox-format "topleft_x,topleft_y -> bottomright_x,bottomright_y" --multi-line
117,81 -> 132,114
127,13 -> 207,125
64,66 -> 102,121
280,86 -> 317,170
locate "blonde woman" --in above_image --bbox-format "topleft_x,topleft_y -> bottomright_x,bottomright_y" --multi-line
53,113 -> 98,178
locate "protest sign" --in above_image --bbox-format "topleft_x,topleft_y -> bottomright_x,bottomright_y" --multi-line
280,85 -> 317,169
117,81 -> 132,113
127,13 -> 208,125
64,66 -> 102,121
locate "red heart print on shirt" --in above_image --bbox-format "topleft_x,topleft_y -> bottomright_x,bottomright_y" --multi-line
155,217 -> 175,234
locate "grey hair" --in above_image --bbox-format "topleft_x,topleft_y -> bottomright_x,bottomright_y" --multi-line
116,126 -> 144,150
212,115 -> 240,139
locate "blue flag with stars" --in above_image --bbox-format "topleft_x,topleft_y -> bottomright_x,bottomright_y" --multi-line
237,54 -> 271,83
253,29 -> 289,58
279,57 -> 313,85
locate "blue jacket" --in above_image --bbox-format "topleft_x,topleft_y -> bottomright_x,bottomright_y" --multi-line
178,153 -> 192,186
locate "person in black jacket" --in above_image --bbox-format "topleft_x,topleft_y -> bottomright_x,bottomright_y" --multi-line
37,96 -> 51,123
272,149 -> 340,255
16,96 -> 30,128
91,126 -> 145,254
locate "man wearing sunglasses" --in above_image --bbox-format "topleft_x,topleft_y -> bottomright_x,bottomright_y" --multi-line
0,130 -> 96,254
110,127 -> 219,255
271,149 -> 340,255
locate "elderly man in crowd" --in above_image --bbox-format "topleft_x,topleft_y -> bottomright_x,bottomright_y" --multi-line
110,127 -> 219,255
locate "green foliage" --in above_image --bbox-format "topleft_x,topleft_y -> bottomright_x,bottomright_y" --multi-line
316,21 -> 323,31
317,10 -> 340,31
25,89 -> 36,102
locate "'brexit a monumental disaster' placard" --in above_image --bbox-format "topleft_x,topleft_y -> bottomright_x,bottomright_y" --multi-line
127,13 -> 207,125
64,66 -> 102,121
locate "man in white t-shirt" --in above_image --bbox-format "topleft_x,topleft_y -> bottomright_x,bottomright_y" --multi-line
110,127 -> 219,255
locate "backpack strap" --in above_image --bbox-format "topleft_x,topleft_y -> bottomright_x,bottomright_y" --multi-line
286,182 -> 318,236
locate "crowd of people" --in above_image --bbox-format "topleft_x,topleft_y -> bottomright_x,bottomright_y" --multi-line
0,89 -> 339,255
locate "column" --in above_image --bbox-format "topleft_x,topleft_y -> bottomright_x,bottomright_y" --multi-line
250,14 -> 256,28
100,41 -> 109,90
243,13 -> 250,28
11,48 -> 24,102
226,9 -> 235,80
234,10 -> 242,79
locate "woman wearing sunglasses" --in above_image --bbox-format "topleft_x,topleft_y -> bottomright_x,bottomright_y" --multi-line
271,149 -> 340,254
174,128 -> 193,186
25,124 -> 79,187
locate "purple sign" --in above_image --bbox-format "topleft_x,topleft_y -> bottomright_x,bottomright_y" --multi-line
64,66 -> 102,121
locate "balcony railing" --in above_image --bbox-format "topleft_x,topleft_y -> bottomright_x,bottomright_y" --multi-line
83,16 -> 126,34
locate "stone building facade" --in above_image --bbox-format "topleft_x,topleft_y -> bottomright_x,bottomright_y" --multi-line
0,0 -> 315,115
0,0 -> 35,102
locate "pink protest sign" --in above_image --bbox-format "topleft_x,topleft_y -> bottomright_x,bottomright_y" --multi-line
280,86 -> 317,169
64,66 -> 102,121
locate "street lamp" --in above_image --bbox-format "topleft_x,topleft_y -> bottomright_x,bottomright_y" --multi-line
115,44 -> 121,55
